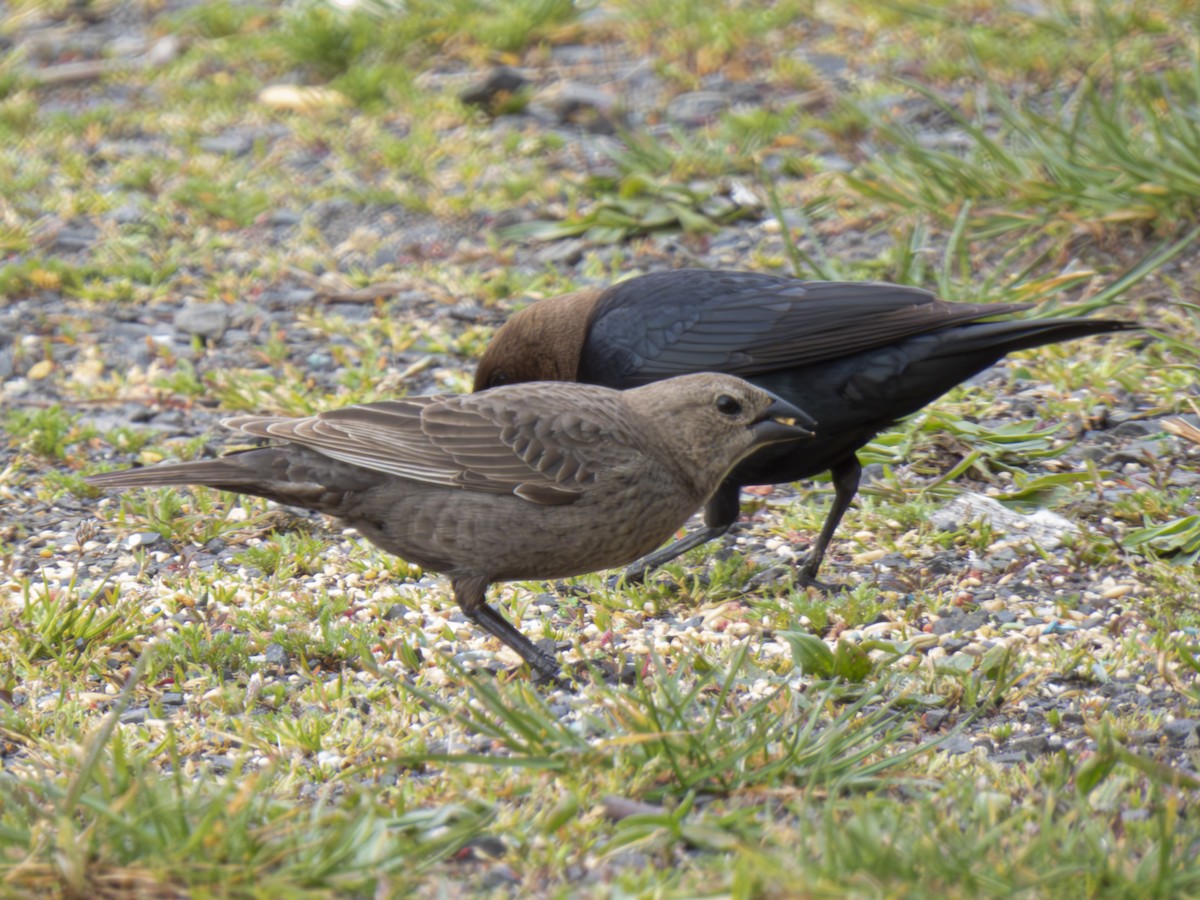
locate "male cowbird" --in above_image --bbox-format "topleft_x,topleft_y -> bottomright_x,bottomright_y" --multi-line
87,374 -> 813,680
473,269 -> 1137,587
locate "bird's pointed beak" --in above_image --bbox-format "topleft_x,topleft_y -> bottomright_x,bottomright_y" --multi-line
751,394 -> 816,444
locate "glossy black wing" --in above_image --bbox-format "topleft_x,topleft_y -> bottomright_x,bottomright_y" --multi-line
578,269 -> 1029,386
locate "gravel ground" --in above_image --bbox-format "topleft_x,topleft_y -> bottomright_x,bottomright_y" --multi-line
3,0 -> 1200,802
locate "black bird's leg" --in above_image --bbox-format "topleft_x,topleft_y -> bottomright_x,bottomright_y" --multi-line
621,526 -> 732,582
621,482 -> 742,582
797,456 -> 862,591
453,577 -> 564,682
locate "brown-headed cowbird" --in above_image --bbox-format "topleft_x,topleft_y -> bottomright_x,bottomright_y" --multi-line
87,374 -> 813,680
473,269 -> 1138,587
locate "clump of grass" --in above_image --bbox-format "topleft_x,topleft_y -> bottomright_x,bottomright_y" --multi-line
500,175 -> 760,243
397,646 -> 933,799
276,0 -> 578,81
1123,515 -> 1200,565
0,257 -> 83,299
846,64 -> 1200,242
614,0 -> 817,86
278,3 -> 381,80
5,406 -> 97,460
171,0 -> 270,40
0,679 -> 488,896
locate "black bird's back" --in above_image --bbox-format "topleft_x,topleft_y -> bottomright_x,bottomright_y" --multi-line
574,270 -> 1135,488
576,270 -> 1028,386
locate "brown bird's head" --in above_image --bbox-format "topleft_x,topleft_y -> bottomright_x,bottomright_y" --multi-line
622,373 -> 815,496
473,289 -> 600,390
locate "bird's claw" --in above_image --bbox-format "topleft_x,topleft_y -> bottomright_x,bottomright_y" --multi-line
530,665 -> 570,689
570,657 -> 638,686
531,657 -> 637,690
617,564 -> 649,586
795,568 -> 848,594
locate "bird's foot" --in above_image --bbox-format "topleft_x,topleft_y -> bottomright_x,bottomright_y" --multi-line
794,567 -> 849,595
531,667 -> 571,690
606,570 -> 687,593
527,638 -> 570,687
529,657 -> 637,689
526,641 -> 638,688
618,561 -> 650,585
741,565 -> 792,592
615,524 -> 733,586
568,657 -> 638,686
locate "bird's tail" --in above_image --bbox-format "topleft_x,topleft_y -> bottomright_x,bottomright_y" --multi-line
855,315 -> 1140,417
938,316 -> 1137,358
87,450 -> 270,491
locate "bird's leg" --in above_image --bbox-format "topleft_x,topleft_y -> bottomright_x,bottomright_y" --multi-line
621,526 -> 732,582
621,483 -> 742,582
453,577 -> 564,682
797,456 -> 862,592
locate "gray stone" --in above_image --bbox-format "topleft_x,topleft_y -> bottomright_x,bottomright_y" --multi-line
126,532 -> 160,550
923,709 -> 950,730
54,227 -> 96,251
281,289 -> 317,305
535,238 -> 586,266
373,247 -> 399,268
145,35 -> 182,67
801,51 -> 851,82
666,91 -> 730,126
1109,420 -> 1151,437
550,44 -> 609,66
270,209 -> 302,227
459,66 -> 530,107
109,202 -> 145,225
199,132 -> 253,156
931,491 -> 1079,550
306,352 -> 334,372
991,750 -> 1034,765
818,154 -> 855,173
1009,735 -> 1050,755
119,706 -> 150,724
1163,719 -> 1200,746
173,301 -> 230,340
264,643 -> 289,667
931,610 -> 990,635
539,80 -> 617,116
938,735 -> 975,755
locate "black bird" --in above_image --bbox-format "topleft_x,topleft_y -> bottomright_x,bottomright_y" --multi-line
87,374 -> 813,680
473,269 -> 1137,587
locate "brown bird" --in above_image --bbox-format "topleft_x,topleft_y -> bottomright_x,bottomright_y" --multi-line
87,374 -> 814,680
473,269 -> 1138,587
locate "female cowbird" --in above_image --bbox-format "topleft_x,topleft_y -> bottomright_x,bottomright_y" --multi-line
87,373 -> 813,680
473,269 -> 1137,587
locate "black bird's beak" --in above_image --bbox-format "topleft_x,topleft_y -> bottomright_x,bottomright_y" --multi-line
751,394 -> 816,444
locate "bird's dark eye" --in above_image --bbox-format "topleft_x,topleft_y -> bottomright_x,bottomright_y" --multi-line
488,371 -> 511,388
716,394 -> 742,416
